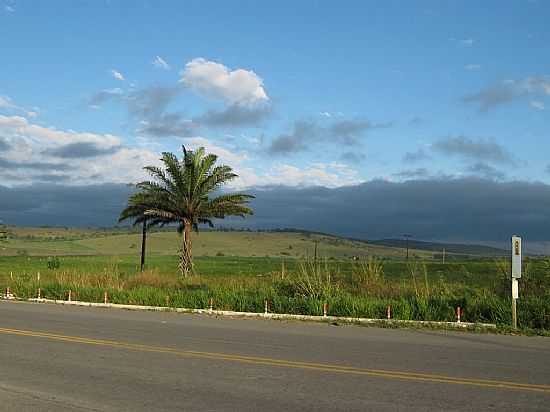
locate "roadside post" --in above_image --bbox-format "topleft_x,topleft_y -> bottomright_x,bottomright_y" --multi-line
511,235 -> 522,329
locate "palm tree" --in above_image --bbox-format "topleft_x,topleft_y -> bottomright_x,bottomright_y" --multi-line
129,146 -> 254,277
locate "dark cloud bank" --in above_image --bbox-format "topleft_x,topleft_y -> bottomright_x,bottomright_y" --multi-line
1,178 -> 550,243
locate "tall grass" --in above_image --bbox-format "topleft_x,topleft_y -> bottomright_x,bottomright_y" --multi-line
2,257 -> 549,331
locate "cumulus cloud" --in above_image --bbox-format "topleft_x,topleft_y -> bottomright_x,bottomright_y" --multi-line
183,136 -> 249,166
268,118 -> 385,155
402,148 -> 431,163
137,114 -> 197,138
463,76 -> 550,112
88,75 -> 270,133
0,157 -> 74,171
329,119 -> 383,145
0,95 -> 38,118
110,69 -> 125,81
125,86 -> 180,117
462,82 -> 519,112
393,168 -> 430,179
431,136 -> 514,165
0,96 -> 14,109
0,137 -> 10,151
195,104 -> 271,128
180,58 -> 269,106
180,137 -> 360,189
268,121 -> 318,154
464,162 -> 505,180
44,142 -> 122,158
0,114 -> 158,185
87,88 -> 124,108
260,162 -> 360,188
87,85 -> 197,138
152,56 -> 170,70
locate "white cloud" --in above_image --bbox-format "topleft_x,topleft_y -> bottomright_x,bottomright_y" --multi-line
180,58 -> 268,106
460,38 -> 475,47
110,69 -> 125,81
319,112 -> 332,118
180,136 -> 359,189
464,64 -> 481,70
4,5 -> 14,12
0,111 -> 360,189
262,162 -> 360,188
0,115 -> 158,185
0,95 -> 14,109
530,100 -> 545,110
182,136 -> 249,166
152,56 -> 170,70
0,95 -> 38,118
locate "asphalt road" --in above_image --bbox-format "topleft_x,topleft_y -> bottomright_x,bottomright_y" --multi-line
0,301 -> 549,411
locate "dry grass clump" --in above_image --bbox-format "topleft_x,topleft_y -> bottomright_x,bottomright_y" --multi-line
54,265 -> 125,290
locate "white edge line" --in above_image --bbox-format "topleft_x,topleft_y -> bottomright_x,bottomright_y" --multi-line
16,298 -> 497,329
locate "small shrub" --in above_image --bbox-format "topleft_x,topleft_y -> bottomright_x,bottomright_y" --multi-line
47,256 -> 61,270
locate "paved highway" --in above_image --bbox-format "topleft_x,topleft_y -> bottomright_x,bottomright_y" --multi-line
0,300 -> 549,411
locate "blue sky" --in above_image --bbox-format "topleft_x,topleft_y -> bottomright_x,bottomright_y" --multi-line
1,1 -> 550,241
1,0 -> 549,188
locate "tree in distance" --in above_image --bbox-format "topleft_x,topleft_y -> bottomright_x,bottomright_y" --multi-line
122,146 -> 254,277
118,188 -> 169,272
0,224 -> 7,243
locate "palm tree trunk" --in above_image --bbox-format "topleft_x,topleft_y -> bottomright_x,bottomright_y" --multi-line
140,219 -> 147,272
179,220 -> 193,277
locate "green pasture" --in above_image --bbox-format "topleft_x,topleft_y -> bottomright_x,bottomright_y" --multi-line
1,227 -> 549,332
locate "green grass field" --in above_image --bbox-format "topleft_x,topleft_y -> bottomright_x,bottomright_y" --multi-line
0,227 -> 436,259
1,227 -> 549,332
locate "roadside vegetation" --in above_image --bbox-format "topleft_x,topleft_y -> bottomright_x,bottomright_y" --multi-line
2,254 -> 549,333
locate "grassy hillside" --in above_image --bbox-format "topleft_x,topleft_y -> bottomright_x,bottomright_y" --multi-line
370,239 -> 507,257
1,227 -> 436,259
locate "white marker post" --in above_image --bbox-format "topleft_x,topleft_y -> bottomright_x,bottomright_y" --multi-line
511,236 -> 522,329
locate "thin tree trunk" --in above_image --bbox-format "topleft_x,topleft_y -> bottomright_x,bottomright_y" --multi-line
179,220 -> 193,277
140,219 -> 147,272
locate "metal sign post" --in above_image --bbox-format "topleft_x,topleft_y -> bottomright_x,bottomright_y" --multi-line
511,236 -> 522,329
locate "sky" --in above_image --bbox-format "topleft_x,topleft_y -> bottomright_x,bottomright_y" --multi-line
1,0 -> 550,244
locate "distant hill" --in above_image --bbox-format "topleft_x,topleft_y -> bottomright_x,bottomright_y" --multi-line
1,226 -> 511,258
369,239 -> 507,257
